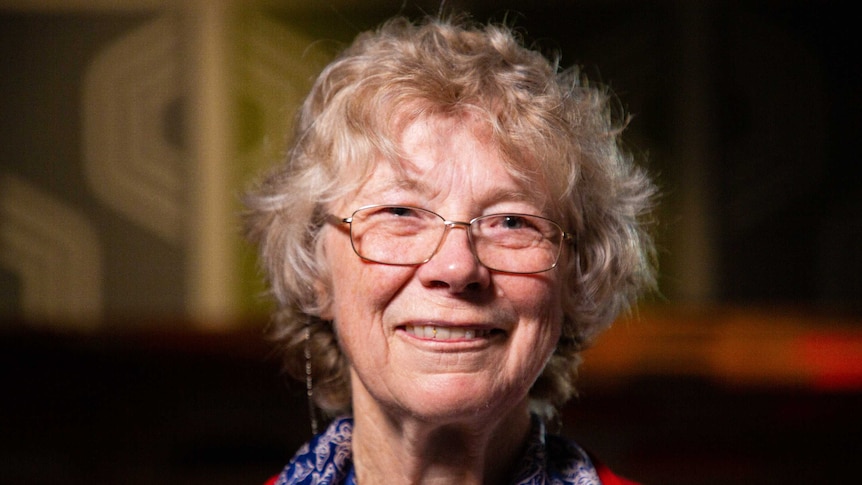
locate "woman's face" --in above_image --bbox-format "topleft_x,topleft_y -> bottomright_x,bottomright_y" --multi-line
321,116 -> 563,423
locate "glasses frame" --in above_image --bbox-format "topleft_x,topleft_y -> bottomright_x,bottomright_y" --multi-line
331,204 -> 575,274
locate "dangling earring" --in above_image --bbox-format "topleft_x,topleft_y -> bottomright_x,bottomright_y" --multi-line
304,319 -> 319,435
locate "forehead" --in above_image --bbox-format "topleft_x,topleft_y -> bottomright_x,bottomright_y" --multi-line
345,115 -> 550,206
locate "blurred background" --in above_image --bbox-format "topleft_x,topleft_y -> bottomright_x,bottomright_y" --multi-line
1,0 -> 860,484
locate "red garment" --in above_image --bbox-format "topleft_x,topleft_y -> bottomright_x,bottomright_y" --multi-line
590,452 -> 642,485
265,465 -> 639,485
595,463 -> 641,485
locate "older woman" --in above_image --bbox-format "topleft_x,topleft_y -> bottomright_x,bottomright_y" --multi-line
246,15 -> 656,485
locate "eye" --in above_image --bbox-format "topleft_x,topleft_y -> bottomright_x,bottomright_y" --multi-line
476,214 -> 553,240
363,205 -> 420,219
501,215 -> 529,229
494,215 -> 544,233
386,206 -> 417,217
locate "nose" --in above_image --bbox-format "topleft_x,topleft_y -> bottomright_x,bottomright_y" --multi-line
416,222 -> 491,293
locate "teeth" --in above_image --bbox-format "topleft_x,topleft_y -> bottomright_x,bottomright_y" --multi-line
406,325 -> 489,340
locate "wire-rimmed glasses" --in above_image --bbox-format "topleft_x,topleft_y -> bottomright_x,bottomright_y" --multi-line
332,205 -> 574,274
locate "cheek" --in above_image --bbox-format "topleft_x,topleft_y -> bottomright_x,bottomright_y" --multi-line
330,261 -> 404,309
325,245 -> 414,336
504,275 -> 561,316
505,276 -> 564,351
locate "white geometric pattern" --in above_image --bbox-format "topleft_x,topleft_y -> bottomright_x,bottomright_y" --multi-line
82,13 -> 185,244
0,175 -> 102,327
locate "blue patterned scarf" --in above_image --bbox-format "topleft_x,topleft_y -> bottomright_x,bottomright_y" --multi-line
274,415 -> 601,485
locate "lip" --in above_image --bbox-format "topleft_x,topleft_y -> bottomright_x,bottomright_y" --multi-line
397,322 -> 506,343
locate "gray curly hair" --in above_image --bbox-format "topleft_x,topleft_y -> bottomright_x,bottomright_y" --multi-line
244,15 -> 657,419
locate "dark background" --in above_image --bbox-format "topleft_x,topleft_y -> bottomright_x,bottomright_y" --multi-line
2,1 -> 860,484
4,324 -> 859,484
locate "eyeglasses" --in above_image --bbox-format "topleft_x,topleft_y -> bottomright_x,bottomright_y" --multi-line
331,205 -> 574,274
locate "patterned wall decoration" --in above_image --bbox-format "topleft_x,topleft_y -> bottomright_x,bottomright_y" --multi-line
82,13 -> 186,244
0,175 -> 102,327
0,4 -> 332,328
0,10 -> 173,327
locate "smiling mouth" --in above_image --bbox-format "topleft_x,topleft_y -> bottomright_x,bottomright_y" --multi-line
403,325 -> 501,340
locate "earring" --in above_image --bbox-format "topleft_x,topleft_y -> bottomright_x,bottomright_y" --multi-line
304,320 -> 319,435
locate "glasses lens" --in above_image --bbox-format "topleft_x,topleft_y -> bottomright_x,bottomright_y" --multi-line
471,214 -> 563,273
349,206 -> 444,265
347,206 -> 565,273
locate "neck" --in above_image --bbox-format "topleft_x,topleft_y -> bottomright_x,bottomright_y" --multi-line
350,386 -> 533,485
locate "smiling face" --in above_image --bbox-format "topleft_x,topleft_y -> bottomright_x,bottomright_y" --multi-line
320,115 -> 564,424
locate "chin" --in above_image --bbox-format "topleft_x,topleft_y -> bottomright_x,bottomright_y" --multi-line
395,382 -> 527,424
